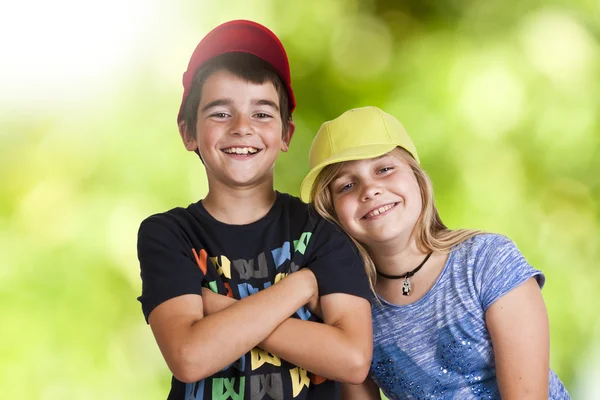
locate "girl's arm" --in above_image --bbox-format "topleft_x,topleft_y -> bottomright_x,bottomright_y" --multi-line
485,277 -> 550,399
202,288 -> 373,384
340,377 -> 382,399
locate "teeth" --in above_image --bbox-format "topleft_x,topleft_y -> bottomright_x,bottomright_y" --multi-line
366,204 -> 394,218
224,147 -> 258,155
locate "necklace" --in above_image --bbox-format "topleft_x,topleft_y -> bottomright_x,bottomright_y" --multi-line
377,252 -> 433,296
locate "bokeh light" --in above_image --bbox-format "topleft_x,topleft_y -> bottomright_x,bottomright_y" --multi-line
1,0 -> 598,398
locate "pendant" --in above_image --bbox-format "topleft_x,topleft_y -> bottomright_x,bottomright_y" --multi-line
402,276 -> 411,296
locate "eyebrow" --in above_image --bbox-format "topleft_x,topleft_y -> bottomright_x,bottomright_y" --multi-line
201,98 -> 233,112
252,99 -> 279,111
331,155 -> 391,182
331,171 -> 351,185
201,98 -> 280,113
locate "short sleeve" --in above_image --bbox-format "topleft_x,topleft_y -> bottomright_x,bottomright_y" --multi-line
137,215 -> 206,323
473,234 -> 545,311
305,220 -> 372,300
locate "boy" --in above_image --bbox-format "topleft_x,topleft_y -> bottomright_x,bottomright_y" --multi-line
137,20 -> 373,399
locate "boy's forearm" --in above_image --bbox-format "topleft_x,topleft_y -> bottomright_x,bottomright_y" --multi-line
258,315 -> 371,384
171,272 -> 313,382
203,291 -> 372,384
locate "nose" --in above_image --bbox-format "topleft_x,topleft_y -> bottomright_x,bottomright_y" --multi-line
231,113 -> 253,136
360,181 -> 382,202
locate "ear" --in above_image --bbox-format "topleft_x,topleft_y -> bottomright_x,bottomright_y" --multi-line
178,121 -> 198,152
280,120 -> 296,152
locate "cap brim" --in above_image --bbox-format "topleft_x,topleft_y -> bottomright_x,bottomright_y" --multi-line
177,20 -> 295,123
300,143 -> 397,203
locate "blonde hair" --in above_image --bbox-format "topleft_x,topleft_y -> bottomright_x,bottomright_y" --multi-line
311,147 -> 481,291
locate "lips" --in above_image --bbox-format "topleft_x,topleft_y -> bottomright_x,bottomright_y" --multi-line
362,203 -> 397,219
221,146 -> 261,155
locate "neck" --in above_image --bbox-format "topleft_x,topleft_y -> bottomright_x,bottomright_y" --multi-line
367,237 -> 429,277
202,178 -> 277,225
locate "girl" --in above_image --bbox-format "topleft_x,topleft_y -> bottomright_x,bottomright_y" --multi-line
300,106 -> 570,399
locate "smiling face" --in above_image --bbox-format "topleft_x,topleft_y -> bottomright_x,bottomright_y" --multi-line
329,150 -> 423,249
180,69 -> 294,190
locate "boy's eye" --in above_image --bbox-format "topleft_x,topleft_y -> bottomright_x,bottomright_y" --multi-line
211,112 -> 229,118
255,113 -> 272,119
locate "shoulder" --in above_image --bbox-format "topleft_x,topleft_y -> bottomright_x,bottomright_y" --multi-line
277,192 -> 342,231
451,233 -> 517,263
451,233 -> 545,308
138,204 -> 200,242
139,207 -> 184,231
449,232 -> 536,286
277,192 -> 310,214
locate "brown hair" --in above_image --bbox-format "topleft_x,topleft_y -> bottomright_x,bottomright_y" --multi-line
311,147 -> 481,291
179,52 -> 292,141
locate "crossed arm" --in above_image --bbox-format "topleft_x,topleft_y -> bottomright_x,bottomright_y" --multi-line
148,268 -> 372,384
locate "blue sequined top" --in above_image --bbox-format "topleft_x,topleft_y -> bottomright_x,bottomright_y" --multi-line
370,233 -> 570,399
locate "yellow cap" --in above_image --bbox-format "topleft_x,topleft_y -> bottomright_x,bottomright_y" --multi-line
300,106 -> 419,202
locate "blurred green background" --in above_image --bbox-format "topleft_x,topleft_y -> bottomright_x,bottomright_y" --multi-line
1,0 -> 598,398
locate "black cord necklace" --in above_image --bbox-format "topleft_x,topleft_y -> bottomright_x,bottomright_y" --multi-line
377,252 -> 433,296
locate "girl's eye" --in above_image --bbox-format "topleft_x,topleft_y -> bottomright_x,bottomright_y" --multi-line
340,183 -> 354,192
378,166 -> 393,174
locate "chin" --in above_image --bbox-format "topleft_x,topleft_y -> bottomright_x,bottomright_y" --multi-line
364,232 -> 398,246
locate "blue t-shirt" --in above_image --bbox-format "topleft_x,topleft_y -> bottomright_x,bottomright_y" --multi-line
370,233 -> 570,399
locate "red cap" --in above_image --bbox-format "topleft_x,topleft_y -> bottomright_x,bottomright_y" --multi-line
177,19 -> 296,123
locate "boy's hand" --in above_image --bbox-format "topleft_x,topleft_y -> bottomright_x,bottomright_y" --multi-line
297,268 -> 321,318
306,295 -> 322,319
201,269 -> 319,318
201,288 -> 236,316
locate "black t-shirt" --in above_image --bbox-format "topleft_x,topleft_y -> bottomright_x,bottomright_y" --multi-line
137,192 -> 371,400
